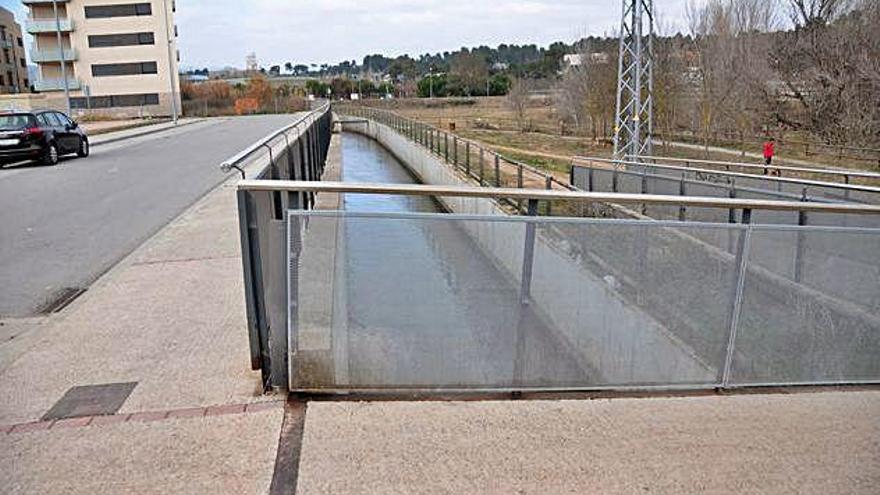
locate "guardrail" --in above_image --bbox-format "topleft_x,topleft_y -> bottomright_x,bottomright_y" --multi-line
572,157 -> 880,217
634,154 -> 880,185
223,103 -> 332,390
239,180 -> 880,216
240,180 -> 880,392
333,104 -> 573,200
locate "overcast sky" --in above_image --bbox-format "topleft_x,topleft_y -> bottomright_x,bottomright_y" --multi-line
1,0 -> 692,69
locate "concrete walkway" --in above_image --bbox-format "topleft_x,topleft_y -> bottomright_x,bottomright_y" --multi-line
1,129 -> 877,494
298,392 -> 880,494
0,157 -> 283,493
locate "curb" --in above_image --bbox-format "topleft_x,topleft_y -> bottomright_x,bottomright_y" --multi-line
91,119 -> 204,147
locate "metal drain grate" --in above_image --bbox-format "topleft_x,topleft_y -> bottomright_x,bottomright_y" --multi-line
42,382 -> 138,421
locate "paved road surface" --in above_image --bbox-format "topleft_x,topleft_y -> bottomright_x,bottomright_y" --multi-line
0,114 -> 303,317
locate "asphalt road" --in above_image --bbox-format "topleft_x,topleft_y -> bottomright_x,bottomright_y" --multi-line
0,114 -> 303,317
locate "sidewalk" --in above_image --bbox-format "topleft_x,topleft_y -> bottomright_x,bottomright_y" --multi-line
0,159 -> 282,493
89,118 -> 204,146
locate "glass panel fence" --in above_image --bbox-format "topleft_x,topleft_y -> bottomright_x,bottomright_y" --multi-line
287,210 -> 880,391
731,225 -> 880,384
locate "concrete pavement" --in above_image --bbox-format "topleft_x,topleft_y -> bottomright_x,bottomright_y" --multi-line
0,137 -> 286,493
298,392 -> 880,494
0,114 -> 303,317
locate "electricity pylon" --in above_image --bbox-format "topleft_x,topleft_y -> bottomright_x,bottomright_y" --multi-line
613,0 -> 655,160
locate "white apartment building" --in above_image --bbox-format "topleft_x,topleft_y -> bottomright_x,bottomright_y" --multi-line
23,0 -> 180,117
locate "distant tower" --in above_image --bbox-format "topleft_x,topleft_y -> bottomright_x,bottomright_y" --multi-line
613,0 -> 655,160
246,52 -> 258,73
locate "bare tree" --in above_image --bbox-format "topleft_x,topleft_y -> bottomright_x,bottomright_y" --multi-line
507,78 -> 532,132
787,0 -> 851,25
450,52 -> 489,96
773,0 -> 880,145
686,0 -> 778,152
554,43 -> 617,140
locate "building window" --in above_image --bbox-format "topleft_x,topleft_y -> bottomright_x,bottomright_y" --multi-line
84,3 -> 152,19
91,61 -> 158,77
70,93 -> 160,109
0,74 -> 5,86
20,58 -> 26,68
89,32 -> 155,48
16,37 -> 22,48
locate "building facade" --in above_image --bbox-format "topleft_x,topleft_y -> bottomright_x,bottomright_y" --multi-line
23,0 -> 180,117
0,7 -> 29,94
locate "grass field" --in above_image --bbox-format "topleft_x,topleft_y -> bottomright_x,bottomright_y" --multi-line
361,97 -> 880,187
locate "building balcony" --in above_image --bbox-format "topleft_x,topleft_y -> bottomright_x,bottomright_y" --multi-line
25,18 -> 74,34
30,46 -> 77,63
33,78 -> 81,92
0,39 -> 12,49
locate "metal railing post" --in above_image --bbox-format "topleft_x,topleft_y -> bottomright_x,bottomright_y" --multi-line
545,176 -> 553,216
479,148 -> 485,185
495,154 -> 501,187
517,163 -> 524,211
721,208 -> 752,388
520,199 -> 539,304
453,136 -> 458,168
679,173 -> 687,221
465,141 -> 471,176
445,133 -> 449,162
795,188 -> 808,284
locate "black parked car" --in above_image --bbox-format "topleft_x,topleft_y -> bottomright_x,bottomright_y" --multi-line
0,110 -> 90,166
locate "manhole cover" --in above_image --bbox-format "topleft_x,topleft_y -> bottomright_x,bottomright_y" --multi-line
42,382 -> 138,421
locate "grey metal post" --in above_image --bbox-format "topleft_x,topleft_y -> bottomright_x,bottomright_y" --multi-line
520,199 -> 539,304
517,163 -> 524,212
728,181 -> 737,224
465,141 -> 471,176
161,0 -> 178,123
721,208 -> 752,387
545,176 -> 553,216
494,154 -> 501,187
795,188 -> 808,283
453,136 -> 458,167
678,172 -> 687,221
444,133 -> 449,162
479,148 -> 485,185
51,0 -> 71,115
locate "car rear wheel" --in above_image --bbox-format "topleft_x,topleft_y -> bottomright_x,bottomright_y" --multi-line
77,138 -> 89,158
43,142 -> 59,166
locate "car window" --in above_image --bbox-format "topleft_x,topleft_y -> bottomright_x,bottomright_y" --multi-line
45,113 -> 62,127
36,113 -> 51,127
55,113 -> 73,126
0,114 -> 36,129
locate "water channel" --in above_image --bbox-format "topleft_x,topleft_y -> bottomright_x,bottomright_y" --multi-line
295,132 -> 591,389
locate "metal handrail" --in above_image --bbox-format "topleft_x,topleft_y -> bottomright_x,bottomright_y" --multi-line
575,156 -> 880,195
237,180 -> 880,216
633,154 -> 880,181
220,102 -> 330,174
